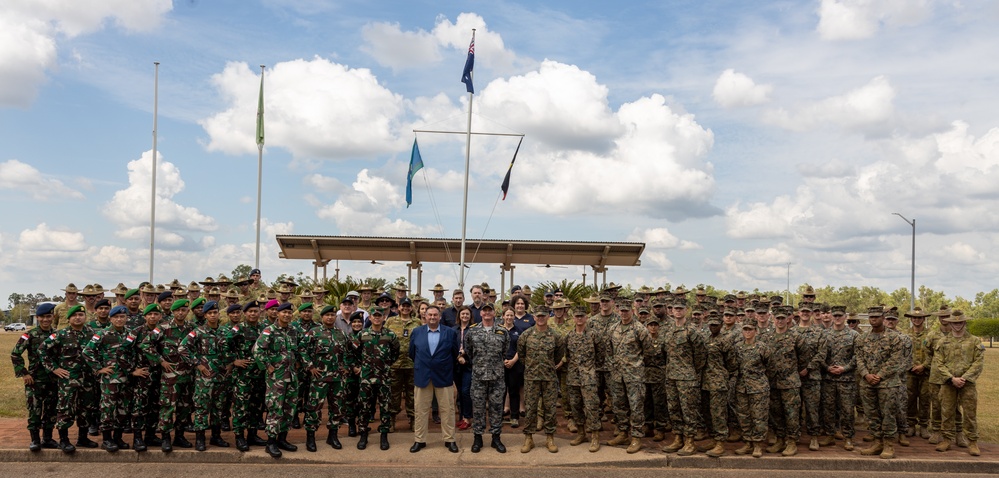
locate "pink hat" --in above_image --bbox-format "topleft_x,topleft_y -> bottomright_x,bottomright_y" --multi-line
264,299 -> 280,310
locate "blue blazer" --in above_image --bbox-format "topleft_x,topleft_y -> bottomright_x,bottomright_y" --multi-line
408,324 -> 460,388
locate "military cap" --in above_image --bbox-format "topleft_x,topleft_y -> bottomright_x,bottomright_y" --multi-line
299,291 -> 315,303
584,294 -> 600,304
803,285 -> 816,297
199,277 -> 216,286
155,284 -> 167,293
320,305 -> 337,316
111,283 -> 128,295
723,307 -> 737,316
155,291 -> 172,302
695,287 -> 707,296
169,279 -> 183,290
349,311 -> 366,323
830,306 -> 847,316
672,301 -> 687,309
638,307 -> 650,315
188,281 -> 201,292
399,297 -> 413,306
706,315 -> 723,325
867,306 -> 885,317
707,309 -> 720,317
276,302 -> 294,312
616,300 -> 632,311
480,302 -> 495,311
488,290 -> 497,298
125,288 -> 140,300
544,290 -> 554,297
599,291 -> 613,301
346,290 -> 360,299
95,298 -> 111,309
79,284 -> 100,296
375,293 -> 396,306
226,304 -> 242,314
223,288 -> 239,299
905,307 -> 930,318
552,299 -> 569,309
62,283 -> 79,293
233,278 -> 253,287
191,297 -> 206,309
107,305 -> 125,317
736,308 -> 747,316
170,299 -> 190,312
742,322 -> 757,330
846,313 -> 860,322
312,286 -> 326,295
799,303 -> 813,312
340,296 -> 355,305
943,310 -> 968,323
673,286 -> 689,296
297,302 -> 314,312
650,298 -> 666,307
773,306 -> 793,318
572,306 -> 588,316
36,303 -> 57,316
604,282 -> 622,291
202,301 -> 219,313
736,291 -> 747,300
370,307 -> 386,316
653,286 -> 668,295
275,284 -> 292,295
250,268 -> 261,275
428,283 -> 448,293
140,283 -> 157,294
264,299 -> 280,310
356,283 -> 376,292
141,304 -> 162,316
207,287 -> 222,296
216,275 -> 233,286
264,289 -> 277,300
172,288 -> 187,298
534,305 -> 551,315
885,306 -> 899,320
242,300 -> 261,312
769,296 -> 783,305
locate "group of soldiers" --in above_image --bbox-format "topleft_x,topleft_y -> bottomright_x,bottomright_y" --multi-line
9,276 -> 986,460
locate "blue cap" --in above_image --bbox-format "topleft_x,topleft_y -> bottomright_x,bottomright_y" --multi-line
36,303 -> 56,316
226,304 -> 242,314
109,305 -> 127,317
157,291 -> 174,302
203,301 -> 219,313
276,302 -> 294,312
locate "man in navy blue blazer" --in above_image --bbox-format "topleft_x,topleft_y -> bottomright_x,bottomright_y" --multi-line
408,305 -> 461,453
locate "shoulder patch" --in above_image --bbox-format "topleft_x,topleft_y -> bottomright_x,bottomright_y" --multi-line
49,333 -> 57,340
152,328 -> 161,335
262,329 -> 271,336
126,334 -> 135,343
188,330 -> 197,338
20,333 -> 30,341
91,334 -> 101,341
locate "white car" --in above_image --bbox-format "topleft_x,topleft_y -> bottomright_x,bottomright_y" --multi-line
4,323 -> 27,331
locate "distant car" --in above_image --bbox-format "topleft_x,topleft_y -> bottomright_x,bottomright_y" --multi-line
4,323 -> 27,331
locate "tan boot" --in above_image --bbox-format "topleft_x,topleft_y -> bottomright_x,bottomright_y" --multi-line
569,430 -> 586,446
566,419 -> 577,434
766,437 -> 785,454
734,441 -> 752,455
862,434 -> 874,442
782,440 -> 798,456
844,438 -> 854,451
928,431 -> 942,444
834,430 -> 845,440
520,434 -> 534,453
880,437 -> 895,459
898,433 -> 910,446
935,439 -> 951,452
677,436 -> 696,456
809,436 -> 819,451
705,439 -> 725,457
817,435 -> 834,447
969,441 -> 981,456
626,437 -> 642,454
608,431 -> 629,446
752,442 -> 763,458
727,429 -> 742,442
860,438 -> 884,455
652,430 -> 666,442
662,434 -> 683,453
956,432 -> 969,448
919,426 -> 930,439
545,434 -> 558,453
589,432 -> 601,453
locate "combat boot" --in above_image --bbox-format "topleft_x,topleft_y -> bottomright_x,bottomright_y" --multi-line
292,414 -> 301,429
928,431 -> 942,444
209,426 -> 229,447
41,428 -> 59,449
173,430 -> 193,448
567,418 -> 578,434
569,430 -> 587,446
277,431 -> 297,451
379,432 -> 390,450
834,430 -> 845,440
194,430 -> 206,451
247,429 -> 268,446
29,430 -> 41,452
58,428 -> 75,454
101,429 -> 119,452
898,433 -> 910,446
589,432 -> 601,452
734,441 -> 752,455
113,429 -> 129,450
663,434 -> 683,453
809,436 -> 819,451
545,434 -> 558,453
357,429 -> 368,450
471,433 -> 484,452
935,439 -> 951,452
766,437 -> 785,454
653,430 -> 667,442
726,429 -> 742,442
906,426 -> 916,437
677,436 -> 696,456
160,431 -> 172,453
347,421 -> 358,437
880,437 -> 895,459
844,438 -> 854,451
859,437 -> 883,455
782,440 -> 797,456
956,432 -> 969,448
305,430 -> 317,452
491,433 -> 506,453
752,442 -> 763,458
626,437 -> 642,454
133,430 -> 147,452
705,439 -> 725,457
266,437 -> 282,458
145,429 -> 162,447
520,434 -> 534,453
77,427 -> 98,448
817,435 -> 835,447
235,431 -> 249,452
327,427 -> 342,449
608,430 -> 629,446
919,425 -> 930,439
969,441 -> 981,456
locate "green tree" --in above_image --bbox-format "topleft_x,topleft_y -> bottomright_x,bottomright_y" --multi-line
231,264 -> 253,281
968,318 -> 999,347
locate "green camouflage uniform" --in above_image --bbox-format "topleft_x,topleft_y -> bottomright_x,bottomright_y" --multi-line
129,322 -> 162,433
818,326 -> 858,438
663,321 -> 706,437
11,328 -> 58,430
292,317 -> 321,420
566,327 -> 601,433
299,325 -> 355,432
385,315 -> 421,425
356,327 -> 400,433
733,339 -> 771,442
464,324 -> 510,435
795,324 -> 825,438
41,326 -> 97,430
518,326 -> 565,435
86,319 -> 112,331
140,320 -> 195,434
906,327 -> 931,430
223,322 -> 265,434
933,333 -> 984,442
765,328 -> 802,441
588,311 -> 620,416
855,328 -> 904,438
178,324 -> 228,431
83,326 -> 136,431
701,329 -> 737,441
607,320 -> 653,438
253,323 -> 301,438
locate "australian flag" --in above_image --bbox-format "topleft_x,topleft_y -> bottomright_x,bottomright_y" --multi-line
460,37 -> 475,94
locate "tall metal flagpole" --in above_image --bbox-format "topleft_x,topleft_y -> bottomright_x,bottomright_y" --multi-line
149,61 -> 159,283
255,65 -> 265,269
458,29 -> 475,291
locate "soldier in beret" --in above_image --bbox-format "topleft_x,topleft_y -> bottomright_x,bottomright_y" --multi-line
11,302 -> 60,451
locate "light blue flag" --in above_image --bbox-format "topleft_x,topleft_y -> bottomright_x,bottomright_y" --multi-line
406,138 -> 424,208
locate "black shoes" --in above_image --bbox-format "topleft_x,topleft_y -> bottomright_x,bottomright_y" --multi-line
306,431 -> 317,452
235,431 -> 249,452
161,432 -> 172,453
492,433 -> 506,453
266,437 -> 282,458
59,428 -> 75,454
77,427 -> 98,448
357,430 -> 368,450
327,428 -> 342,449
410,441 -> 426,453
247,430 -> 268,446
210,426 -> 230,447
380,432 -> 390,450
101,429 -> 119,453
194,430 -> 206,452
41,429 -> 59,449
445,441 -> 459,453
29,430 -> 41,452
276,431 -> 297,451
133,431 -> 147,452
173,431 -> 193,448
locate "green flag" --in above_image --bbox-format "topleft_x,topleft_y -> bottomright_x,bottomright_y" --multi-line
255,71 -> 264,146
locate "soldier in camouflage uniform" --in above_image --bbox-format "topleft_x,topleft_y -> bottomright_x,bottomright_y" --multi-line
733,323 -> 770,458
84,306 -> 140,452
884,310 -> 913,446
253,302 -> 301,458
463,302 -> 510,453
385,298 -> 421,432
933,310 -> 985,456
224,300 -> 268,451
795,304 -> 826,451
124,289 -> 145,330
41,305 -> 98,453
643,314 -> 669,443
140,298 -> 195,452
87,299 -> 112,330
10,302 -> 59,451
129,304 -> 164,450
355,307 -> 400,450
565,306 -> 603,452
518,307 -> 565,454
299,304 -> 356,451
925,307 -> 963,445
701,314 -> 737,457
662,301 -> 706,456
904,307 -> 931,439
290,302 -> 319,430
178,301 -> 230,451
344,312 -> 366,437
856,306 -> 905,459
587,293 -> 620,423
817,306 -> 858,450
764,306 -> 802,456
606,300 -> 654,454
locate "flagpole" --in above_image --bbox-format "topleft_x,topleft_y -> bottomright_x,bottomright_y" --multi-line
459,29 -> 475,291
149,61 -> 159,283
255,65 -> 265,269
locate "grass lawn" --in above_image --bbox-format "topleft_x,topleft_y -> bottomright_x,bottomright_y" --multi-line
2,330 -> 998,441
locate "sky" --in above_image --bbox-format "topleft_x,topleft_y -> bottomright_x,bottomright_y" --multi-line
1,0 -> 998,303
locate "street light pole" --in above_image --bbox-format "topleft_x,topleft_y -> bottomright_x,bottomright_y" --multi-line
893,213 -> 916,310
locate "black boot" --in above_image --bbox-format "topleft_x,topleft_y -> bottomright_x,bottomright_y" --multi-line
58,428 -> 75,454
29,429 -> 42,452
327,427 -> 342,449
133,430 -> 147,452
88,425 -> 99,436
291,415 -> 301,429
491,433 -> 506,453
277,431 -> 297,451
173,430 -> 193,448
145,429 -> 162,447
210,426 -> 230,447
471,434 -> 483,453
195,430 -> 206,451
380,432 -> 390,450
41,428 -> 59,449
235,431 -> 249,452
357,429 -> 368,450
347,421 -> 358,437
113,429 -> 129,450
266,437 -> 282,458
161,431 -> 173,453
77,427 -> 98,448
306,430 -> 317,452
247,429 -> 268,446
221,412 -> 231,431
102,429 -> 119,453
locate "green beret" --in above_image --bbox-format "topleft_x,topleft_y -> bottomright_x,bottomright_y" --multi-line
170,299 -> 190,312
142,304 -> 162,316
298,302 -> 314,312
124,288 -> 140,299
320,305 -> 337,316
190,297 -> 206,309
66,304 -> 85,319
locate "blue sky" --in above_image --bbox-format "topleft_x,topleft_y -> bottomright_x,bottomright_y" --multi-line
2,0 -> 999,303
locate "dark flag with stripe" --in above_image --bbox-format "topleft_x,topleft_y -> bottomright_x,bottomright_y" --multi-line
500,136 -> 523,200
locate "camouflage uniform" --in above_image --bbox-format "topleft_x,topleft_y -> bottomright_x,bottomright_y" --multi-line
253,323 -> 301,438
129,322 -> 162,434
894,330 -> 913,435
518,326 -> 565,435
125,310 -> 145,331
924,328 -> 960,434
765,328 -> 802,441
385,315 -> 421,426
292,317 -> 321,423
796,324 -> 825,438
178,324 -> 228,431
299,325 -> 355,432
663,321 -> 706,437
11,328 -> 58,431
553,318 -> 574,423
223,322 -> 265,434
41,325 -> 97,430
701,329 -> 737,441
607,320 -> 653,438
933,333 -> 985,442
906,327 -> 931,431
83,326 -> 136,431
818,326 -> 858,438
140,320 -> 195,434
356,327 -> 400,433
588,311 -> 621,417
464,324 -> 510,435
643,334 -> 668,434
855,327 -> 904,439
566,326 -> 601,433
733,339 -> 771,442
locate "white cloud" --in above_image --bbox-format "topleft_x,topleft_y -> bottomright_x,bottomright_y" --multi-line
18,223 -> 86,254
315,169 -> 433,236
200,59 -> 405,160
721,245 -> 794,283
816,0 -> 934,40
941,242 -> 985,265
765,76 -> 895,132
712,69 -> 772,108
0,159 -> 84,200
0,0 -> 171,106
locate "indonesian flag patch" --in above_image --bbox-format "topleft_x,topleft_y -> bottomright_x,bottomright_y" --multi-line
262,329 -> 271,336
20,334 -> 29,341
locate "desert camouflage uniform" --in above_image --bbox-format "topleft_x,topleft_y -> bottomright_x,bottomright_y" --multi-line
663,321 -> 706,438
41,325 -> 97,430
299,325 -> 355,432
385,315 -> 421,426
765,328 -> 802,441
906,327 -> 931,430
933,333 -> 985,442
356,327 -> 400,433
140,320 -> 195,434
464,324 -> 510,435
796,324 -> 825,438
855,327 -> 904,439
733,339 -> 771,442
893,331 -> 913,435
518,326 -> 565,435
179,323 -> 228,430
553,318 -> 574,423
566,326 -> 601,433
924,328 -> 961,433
588,311 -> 620,417
83,326 -> 136,431
11,327 -> 58,431
607,320 -> 654,438
818,326 -> 858,438
253,323 -> 301,438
